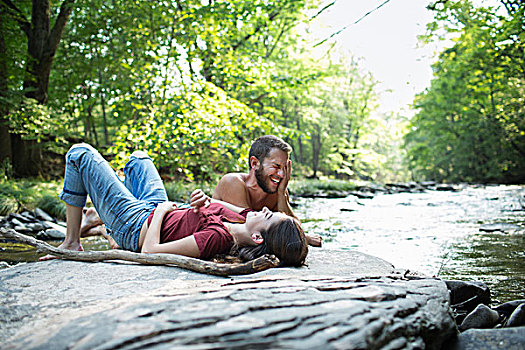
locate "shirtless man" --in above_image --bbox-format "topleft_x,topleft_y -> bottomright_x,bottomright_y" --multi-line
198,135 -> 321,247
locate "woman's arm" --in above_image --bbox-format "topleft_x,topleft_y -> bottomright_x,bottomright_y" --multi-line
190,189 -> 247,214
141,202 -> 200,257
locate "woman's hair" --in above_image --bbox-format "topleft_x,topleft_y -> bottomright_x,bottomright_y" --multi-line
238,217 -> 308,267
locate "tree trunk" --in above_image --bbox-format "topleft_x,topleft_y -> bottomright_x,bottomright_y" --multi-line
4,0 -> 75,176
311,126 -> 321,178
0,13 -> 12,168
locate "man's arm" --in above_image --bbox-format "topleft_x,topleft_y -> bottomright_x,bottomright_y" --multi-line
277,160 -> 322,247
190,188 -> 247,214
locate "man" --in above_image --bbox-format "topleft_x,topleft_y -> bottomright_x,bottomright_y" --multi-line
212,135 -> 321,247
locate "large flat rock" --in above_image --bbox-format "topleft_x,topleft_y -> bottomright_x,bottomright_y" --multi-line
0,248 -> 456,349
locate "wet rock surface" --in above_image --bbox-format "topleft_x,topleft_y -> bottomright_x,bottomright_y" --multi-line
0,208 -> 66,240
446,327 -> 525,350
0,249 -> 458,349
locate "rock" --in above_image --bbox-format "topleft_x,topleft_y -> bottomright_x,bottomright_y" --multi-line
25,223 -> 45,232
479,223 -> 523,233
340,208 -> 357,212
9,218 -> 24,227
349,191 -> 374,199
20,211 -> 37,222
493,300 -> 525,316
506,304 -> 525,327
459,304 -> 500,331
446,280 -> 491,324
0,250 -> 457,349
12,225 -> 31,233
36,229 -> 66,240
41,221 -> 66,234
8,213 -> 32,224
33,208 -> 55,222
434,184 -> 458,191
445,327 -> 525,349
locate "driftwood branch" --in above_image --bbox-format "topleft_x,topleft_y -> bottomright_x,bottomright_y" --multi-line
0,228 -> 280,276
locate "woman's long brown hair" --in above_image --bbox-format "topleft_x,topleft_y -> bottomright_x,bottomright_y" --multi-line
238,218 -> 308,267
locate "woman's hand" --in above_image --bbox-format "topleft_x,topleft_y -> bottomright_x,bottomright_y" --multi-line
157,201 -> 178,214
190,189 -> 210,212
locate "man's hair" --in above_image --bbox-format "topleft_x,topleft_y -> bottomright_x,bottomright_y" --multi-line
238,218 -> 308,267
248,135 -> 292,170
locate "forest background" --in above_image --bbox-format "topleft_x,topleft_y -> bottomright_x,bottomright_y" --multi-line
0,0 -> 524,200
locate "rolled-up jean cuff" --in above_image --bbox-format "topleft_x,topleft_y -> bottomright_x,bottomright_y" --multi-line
59,189 -> 87,207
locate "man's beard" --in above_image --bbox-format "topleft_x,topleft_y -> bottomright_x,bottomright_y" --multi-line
255,167 -> 277,194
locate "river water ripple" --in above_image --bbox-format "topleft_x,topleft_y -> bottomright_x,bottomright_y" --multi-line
294,184 -> 525,303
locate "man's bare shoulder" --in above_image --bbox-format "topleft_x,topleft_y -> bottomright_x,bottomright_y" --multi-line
213,173 -> 249,201
219,173 -> 248,184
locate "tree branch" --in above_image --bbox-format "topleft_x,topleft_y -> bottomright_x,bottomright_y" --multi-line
232,10 -> 280,51
314,0 -> 392,47
47,0 -> 75,57
0,228 -> 280,276
0,0 -> 31,36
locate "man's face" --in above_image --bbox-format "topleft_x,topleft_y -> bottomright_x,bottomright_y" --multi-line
254,148 -> 289,194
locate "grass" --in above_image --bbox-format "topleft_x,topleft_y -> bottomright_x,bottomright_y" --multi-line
289,179 -> 358,196
164,181 -> 215,203
0,179 -> 65,219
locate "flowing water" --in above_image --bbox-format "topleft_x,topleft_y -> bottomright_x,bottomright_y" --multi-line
1,184 -> 524,303
295,184 -> 525,303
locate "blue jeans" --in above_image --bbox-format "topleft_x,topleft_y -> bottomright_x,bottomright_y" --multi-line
59,144 -> 168,251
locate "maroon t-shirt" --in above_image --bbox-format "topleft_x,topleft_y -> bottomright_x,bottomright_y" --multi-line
147,203 -> 252,259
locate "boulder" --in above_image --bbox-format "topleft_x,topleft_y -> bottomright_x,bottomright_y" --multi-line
0,249 -> 457,349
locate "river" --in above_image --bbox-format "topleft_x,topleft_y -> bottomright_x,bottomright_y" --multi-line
294,184 -> 525,303
1,184 -> 524,303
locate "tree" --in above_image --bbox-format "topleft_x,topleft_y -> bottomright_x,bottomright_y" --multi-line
405,0 -> 525,183
1,0 -> 75,176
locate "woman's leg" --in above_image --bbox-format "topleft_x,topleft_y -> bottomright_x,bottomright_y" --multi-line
57,143 -> 151,251
124,151 -> 168,205
39,203 -> 84,261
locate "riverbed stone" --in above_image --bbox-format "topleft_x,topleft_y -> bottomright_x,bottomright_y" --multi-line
446,327 -> 525,350
0,248 -> 457,349
506,304 -> 525,327
459,304 -> 500,331
479,222 -> 523,233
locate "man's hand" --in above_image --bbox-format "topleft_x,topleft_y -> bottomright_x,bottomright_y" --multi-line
306,233 -> 322,247
157,201 -> 178,214
190,189 -> 211,212
278,159 -> 292,194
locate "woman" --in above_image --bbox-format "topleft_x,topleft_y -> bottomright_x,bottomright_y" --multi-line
44,144 -> 307,267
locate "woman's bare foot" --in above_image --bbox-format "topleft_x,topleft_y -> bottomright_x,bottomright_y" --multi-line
38,241 -> 84,261
80,208 -> 103,237
98,226 -> 120,249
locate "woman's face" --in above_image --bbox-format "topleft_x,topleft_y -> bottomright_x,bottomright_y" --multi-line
245,207 -> 287,233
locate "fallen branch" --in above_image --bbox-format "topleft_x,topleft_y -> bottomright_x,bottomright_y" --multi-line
0,228 -> 280,276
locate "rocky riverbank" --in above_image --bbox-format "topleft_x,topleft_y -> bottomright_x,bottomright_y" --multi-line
1,249 -> 457,349
1,247 -> 524,349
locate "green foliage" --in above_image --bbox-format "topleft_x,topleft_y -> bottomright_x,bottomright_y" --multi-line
405,0 -> 525,183
0,180 -> 63,216
109,82 -> 277,180
289,179 -> 358,196
37,195 -> 66,221
2,0 -> 408,183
